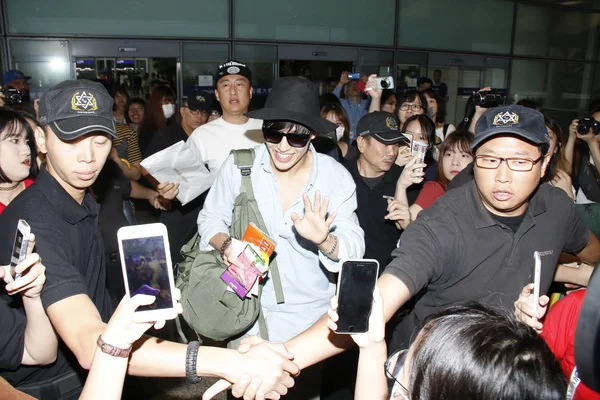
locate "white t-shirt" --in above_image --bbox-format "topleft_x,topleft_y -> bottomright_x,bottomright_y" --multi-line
187,117 -> 264,170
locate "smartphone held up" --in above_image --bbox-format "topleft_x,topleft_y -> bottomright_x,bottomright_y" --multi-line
117,223 -> 178,323
335,259 -> 379,334
10,220 -> 32,280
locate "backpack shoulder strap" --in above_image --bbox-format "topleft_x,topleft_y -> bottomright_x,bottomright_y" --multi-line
443,123 -> 450,138
230,148 -> 285,305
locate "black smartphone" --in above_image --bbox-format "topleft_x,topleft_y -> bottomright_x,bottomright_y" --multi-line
335,259 -> 379,334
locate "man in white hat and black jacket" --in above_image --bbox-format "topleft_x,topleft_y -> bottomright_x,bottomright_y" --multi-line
197,76 -> 365,399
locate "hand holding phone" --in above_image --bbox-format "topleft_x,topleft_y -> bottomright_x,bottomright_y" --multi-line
328,285 -> 385,348
100,292 -> 182,350
117,223 -> 178,323
10,220 -> 32,280
335,259 -> 379,334
411,141 -> 428,173
531,251 -> 541,316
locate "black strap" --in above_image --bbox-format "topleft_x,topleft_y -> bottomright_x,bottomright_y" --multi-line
443,123 -> 450,139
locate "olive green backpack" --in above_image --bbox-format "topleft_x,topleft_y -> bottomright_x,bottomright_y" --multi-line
176,149 -> 284,342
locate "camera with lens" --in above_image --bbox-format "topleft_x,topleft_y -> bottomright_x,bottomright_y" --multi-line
577,117 -> 600,136
472,90 -> 505,108
2,87 -> 23,106
375,76 -> 394,90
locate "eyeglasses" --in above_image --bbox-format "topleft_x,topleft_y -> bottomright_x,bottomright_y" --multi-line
129,106 -> 144,112
399,103 -> 424,112
385,349 -> 410,400
262,128 -> 311,148
474,155 -> 544,172
181,106 -> 208,117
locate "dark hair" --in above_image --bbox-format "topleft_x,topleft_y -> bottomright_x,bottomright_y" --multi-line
320,103 -> 350,141
125,97 -> 146,123
457,94 -> 478,131
402,114 -> 436,164
381,89 -> 398,110
0,109 -> 38,183
422,89 -> 446,125
517,99 -> 542,112
417,77 -> 433,87
543,118 -> 570,181
263,120 -> 313,136
406,303 -> 566,400
112,86 -> 130,111
437,130 -> 473,190
141,85 -> 175,133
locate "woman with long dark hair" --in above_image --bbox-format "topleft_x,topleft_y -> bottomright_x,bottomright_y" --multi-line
396,130 -> 473,228
328,295 -> 566,400
0,109 -> 38,214
137,85 -> 175,156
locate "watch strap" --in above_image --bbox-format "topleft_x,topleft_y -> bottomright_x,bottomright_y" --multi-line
96,335 -> 132,358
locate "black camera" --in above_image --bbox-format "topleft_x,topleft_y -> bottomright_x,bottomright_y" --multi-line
472,91 -> 505,108
2,87 -> 23,106
577,117 -> 600,136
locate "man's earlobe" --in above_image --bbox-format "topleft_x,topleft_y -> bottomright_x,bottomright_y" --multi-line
34,127 -> 47,154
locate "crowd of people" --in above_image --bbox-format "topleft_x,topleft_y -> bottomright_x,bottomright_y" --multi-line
0,59 -> 599,400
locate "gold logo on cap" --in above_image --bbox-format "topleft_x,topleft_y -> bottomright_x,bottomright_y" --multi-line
385,116 -> 398,130
492,111 -> 519,126
71,91 -> 98,112
196,95 -> 205,102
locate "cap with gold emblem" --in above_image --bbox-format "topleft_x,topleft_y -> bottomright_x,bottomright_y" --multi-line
472,104 -> 549,149
357,111 -> 410,145
38,79 -> 116,140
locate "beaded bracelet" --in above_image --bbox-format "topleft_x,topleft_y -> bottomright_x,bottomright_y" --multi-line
220,236 -> 232,257
323,235 -> 338,258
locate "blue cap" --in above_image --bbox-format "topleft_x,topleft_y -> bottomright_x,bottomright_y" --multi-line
3,70 -> 31,84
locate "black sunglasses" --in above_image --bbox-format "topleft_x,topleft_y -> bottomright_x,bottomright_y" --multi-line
262,127 -> 311,148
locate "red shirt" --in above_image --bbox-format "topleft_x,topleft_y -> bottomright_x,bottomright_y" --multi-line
541,290 -> 600,400
0,178 -> 34,215
414,180 -> 446,209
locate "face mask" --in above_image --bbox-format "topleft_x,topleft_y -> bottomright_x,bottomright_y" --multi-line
335,126 -> 345,141
162,104 -> 175,119
427,106 -> 435,120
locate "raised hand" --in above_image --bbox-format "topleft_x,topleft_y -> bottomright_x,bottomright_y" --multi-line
100,290 -> 183,350
514,283 -> 548,332
291,191 -> 337,245
327,286 -> 385,349
397,156 -> 426,189
366,74 -> 382,99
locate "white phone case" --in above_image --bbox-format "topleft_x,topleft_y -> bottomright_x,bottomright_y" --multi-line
117,223 -> 177,323
11,220 -> 31,280
532,251 -> 541,317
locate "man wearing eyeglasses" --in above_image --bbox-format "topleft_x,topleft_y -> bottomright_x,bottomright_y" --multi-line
223,105 -> 600,395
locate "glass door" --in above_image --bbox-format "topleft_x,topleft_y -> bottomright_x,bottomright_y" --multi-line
427,53 -> 509,126
71,39 -> 179,98
278,44 -> 359,95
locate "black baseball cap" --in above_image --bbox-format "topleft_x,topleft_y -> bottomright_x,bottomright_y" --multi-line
215,60 -> 252,85
357,111 -> 410,145
472,105 -> 549,149
38,79 -> 116,140
183,89 -> 211,112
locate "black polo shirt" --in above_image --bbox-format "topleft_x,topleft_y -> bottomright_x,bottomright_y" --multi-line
343,158 -> 404,268
145,122 -> 188,158
0,166 -> 112,387
144,122 -> 204,265
385,180 -> 590,347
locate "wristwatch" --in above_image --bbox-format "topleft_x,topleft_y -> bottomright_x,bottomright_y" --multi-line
97,335 -> 133,358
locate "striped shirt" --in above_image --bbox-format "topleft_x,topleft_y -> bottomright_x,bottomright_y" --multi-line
113,123 -> 142,165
